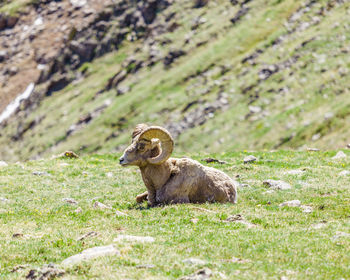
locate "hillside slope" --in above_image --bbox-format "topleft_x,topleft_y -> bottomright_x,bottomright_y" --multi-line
1,0 -> 350,161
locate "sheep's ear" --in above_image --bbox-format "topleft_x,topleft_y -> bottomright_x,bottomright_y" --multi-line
151,138 -> 160,148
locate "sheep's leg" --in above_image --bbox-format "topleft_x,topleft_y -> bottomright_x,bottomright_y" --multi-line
147,189 -> 157,207
136,191 -> 148,203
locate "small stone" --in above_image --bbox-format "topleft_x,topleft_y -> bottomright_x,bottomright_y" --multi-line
180,268 -> 212,280
190,218 -> 199,224
263,179 -> 291,190
248,106 -> 262,114
301,205 -> 313,213
311,133 -> 321,141
307,148 -> 320,151
182,258 -> 206,265
113,235 -> 155,243
136,264 -> 155,269
12,233 -> 24,238
0,197 -> 9,203
279,200 -> 301,207
106,172 -> 113,178
61,151 -> 79,158
244,155 -> 257,164
32,171 -> 50,176
93,201 -> 112,210
311,221 -> 327,229
34,17 -> 43,26
324,112 -> 334,120
284,169 -> 304,175
347,144 -> 350,149
0,161 -> 8,167
332,231 -> 350,240
63,198 -> 78,205
62,245 -> 119,266
239,183 -> 251,188
70,0 -> 87,8
339,170 -> 350,176
223,214 -> 256,228
332,151 -> 347,160
77,231 -> 99,241
26,265 -> 65,280
115,210 -> 128,217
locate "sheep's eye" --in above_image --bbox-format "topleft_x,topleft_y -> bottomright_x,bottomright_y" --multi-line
137,143 -> 146,151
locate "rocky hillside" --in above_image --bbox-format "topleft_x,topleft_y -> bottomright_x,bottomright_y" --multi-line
0,0 -> 350,161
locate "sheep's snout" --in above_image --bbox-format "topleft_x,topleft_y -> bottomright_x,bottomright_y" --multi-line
119,156 -> 127,166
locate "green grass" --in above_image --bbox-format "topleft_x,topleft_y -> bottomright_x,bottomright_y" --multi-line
2,0 -> 350,161
1,151 -> 349,279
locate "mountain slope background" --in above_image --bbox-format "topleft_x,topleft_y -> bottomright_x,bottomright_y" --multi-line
0,0 -> 350,161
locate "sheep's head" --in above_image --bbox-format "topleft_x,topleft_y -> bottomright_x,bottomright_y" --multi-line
119,124 -> 174,167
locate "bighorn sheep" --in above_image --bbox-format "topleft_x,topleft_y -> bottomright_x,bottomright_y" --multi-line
119,124 -> 238,206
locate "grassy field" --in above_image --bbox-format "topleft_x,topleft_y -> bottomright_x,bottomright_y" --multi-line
1,150 -> 349,279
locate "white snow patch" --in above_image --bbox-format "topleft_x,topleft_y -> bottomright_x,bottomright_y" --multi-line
0,83 -> 35,124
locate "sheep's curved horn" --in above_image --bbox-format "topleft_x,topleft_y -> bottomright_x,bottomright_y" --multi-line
138,126 -> 174,165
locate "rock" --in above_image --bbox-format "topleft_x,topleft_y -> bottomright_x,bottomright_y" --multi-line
223,214 -> 256,228
115,210 -> 128,217
332,151 -> 347,160
180,268 -> 212,280
222,257 -> 250,263
263,179 -> 291,190
284,169 -> 305,175
136,264 -> 155,269
0,13 -> 6,30
70,0 -> 87,8
62,198 -> 78,205
201,157 -> 226,164
279,200 -> 301,207
117,86 -> 130,96
339,170 -> 350,176
301,205 -> 313,213
93,201 -> 112,210
332,231 -> 350,240
6,16 -> 18,28
230,7 -> 249,25
183,258 -> 206,265
164,49 -> 186,66
243,155 -> 257,164
0,161 -> 8,167
347,144 -> 350,149
11,264 -> 29,273
8,66 -> 18,76
34,17 -> 43,26
60,151 -> 79,158
77,231 -> 99,241
248,106 -> 262,114
12,233 -> 24,238
307,148 -> 320,151
0,50 -> 8,62
0,197 -> 9,203
324,112 -> 334,120
113,235 -> 155,243
106,172 -> 114,178
26,264 -> 65,280
193,0 -> 209,8
62,244 -> 120,266
32,171 -> 50,176
239,183 -> 251,188
74,207 -> 82,213
311,133 -> 321,141
311,221 -> 327,229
